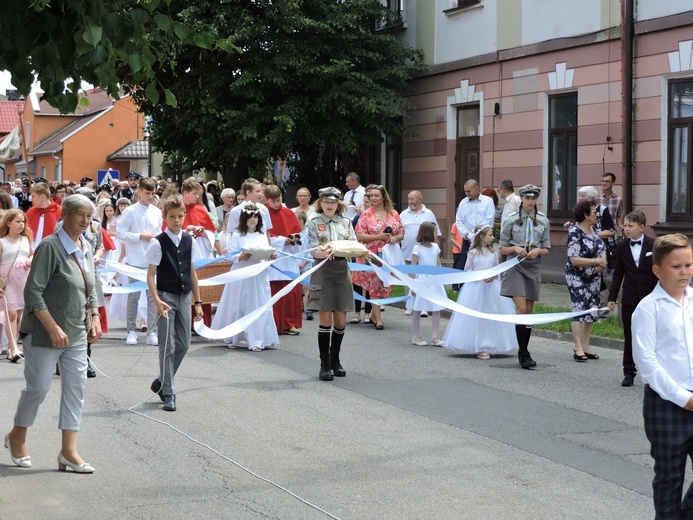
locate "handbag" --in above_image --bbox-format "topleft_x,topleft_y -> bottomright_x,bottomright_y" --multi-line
0,240 -> 22,292
71,251 -> 98,343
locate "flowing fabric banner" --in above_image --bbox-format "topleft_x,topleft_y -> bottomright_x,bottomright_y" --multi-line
369,257 -> 599,325
194,252 -> 327,340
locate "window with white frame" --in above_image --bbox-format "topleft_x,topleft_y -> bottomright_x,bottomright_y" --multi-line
548,93 -> 578,216
668,79 -> 693,219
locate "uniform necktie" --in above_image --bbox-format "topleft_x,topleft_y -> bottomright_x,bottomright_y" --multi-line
329,220 -> 337,241
525,215 -> 534,250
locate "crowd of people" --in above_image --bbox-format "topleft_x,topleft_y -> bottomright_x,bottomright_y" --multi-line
4,170 -> 692,516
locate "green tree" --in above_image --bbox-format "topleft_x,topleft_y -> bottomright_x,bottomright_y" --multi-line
0,0 -> 230,113
133,0 -> 426,189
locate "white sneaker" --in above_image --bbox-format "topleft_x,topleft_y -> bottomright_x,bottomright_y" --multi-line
126,331 -> 138,345
421,311 -> 429,318
404,309 -> 413,316
146,332 -> 158,346
412,336 -> 428,346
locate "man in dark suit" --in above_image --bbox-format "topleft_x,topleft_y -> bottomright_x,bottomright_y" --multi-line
608,210 -> 658,387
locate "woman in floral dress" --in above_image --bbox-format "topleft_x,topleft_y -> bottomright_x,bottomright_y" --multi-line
565,199 -> 608,361
352,185 -> 403,330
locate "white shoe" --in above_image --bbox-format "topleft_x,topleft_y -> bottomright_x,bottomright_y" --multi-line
430,337 -> 443,347
404,309 -> 413,316
126,331 -> 138,345
146,332 -> 158,346
57,452 -> 94,473
412,336 -> 428,346
421,311 -> 429,318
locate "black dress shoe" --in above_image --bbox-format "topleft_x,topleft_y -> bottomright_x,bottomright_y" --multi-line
622,374 -> 635,387
150,378 -> 165,402
86,365 -> 96,378
519,351 -> 537,369
319,367 -> 334,381
331,364 -> 346,377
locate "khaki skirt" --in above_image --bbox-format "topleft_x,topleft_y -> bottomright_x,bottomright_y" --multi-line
307,258 -> 354,312
500,255 -> 542,302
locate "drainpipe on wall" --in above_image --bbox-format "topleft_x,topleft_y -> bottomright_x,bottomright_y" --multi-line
51,153 -> 62,182
622,0 -> 634,213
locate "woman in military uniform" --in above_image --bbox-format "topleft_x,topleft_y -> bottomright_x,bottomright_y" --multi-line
306,187 -> 357,381
499,184 -> 551,369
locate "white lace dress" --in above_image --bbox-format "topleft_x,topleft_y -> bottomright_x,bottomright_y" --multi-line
442,248 -> 518,354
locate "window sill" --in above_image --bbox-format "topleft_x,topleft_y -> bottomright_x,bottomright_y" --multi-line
443,2 -> 483,17
651,220 -> 693,236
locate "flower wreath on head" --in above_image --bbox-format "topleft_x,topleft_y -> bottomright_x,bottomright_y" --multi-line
241,204 -> 260,216
471,224 -> 493,242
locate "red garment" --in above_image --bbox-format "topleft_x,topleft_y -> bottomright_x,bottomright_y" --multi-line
268,205 -> 302,332
161,203 -> 216,232
26,202 -> 62,241
268,205 -> 301,237
270,281 -> 303,332
101,227 -> 116,252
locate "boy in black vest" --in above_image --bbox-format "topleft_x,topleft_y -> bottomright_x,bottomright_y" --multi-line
145,197 -> 203,411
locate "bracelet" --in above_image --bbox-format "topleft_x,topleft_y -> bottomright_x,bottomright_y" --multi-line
91,313 -> 100,317
194,301 -> 203,305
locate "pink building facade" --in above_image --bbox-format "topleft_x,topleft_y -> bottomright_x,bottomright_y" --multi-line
389,2 -> 693,277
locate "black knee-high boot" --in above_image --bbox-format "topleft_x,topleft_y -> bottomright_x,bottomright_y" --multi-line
330,327 -> 346,377
318,326 -> 333,381
86,344 -> 96,378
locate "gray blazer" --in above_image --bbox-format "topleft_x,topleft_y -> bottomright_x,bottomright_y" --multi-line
21,233 -> 98,347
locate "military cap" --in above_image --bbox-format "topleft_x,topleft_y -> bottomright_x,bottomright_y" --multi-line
519,184 -> 541,197
318,187 -> 341,201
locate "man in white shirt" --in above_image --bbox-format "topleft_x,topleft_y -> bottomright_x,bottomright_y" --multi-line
498,179 -> 522,231
632,233 -> 693,518
400,190 -> 441,316
116,177 -> 163,346
455,179 -> 495,270
227,179 -> 273,241
343,172 -> 365,220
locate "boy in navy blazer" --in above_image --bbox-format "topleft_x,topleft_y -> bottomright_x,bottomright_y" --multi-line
608,210 -> 658,387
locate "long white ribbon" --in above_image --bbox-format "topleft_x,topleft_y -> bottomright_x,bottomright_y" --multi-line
370,257 -> 599,325
194,253 -> 328,340
101,259 -> 148,282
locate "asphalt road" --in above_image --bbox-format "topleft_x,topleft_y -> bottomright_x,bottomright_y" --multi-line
0,307 -> 657,519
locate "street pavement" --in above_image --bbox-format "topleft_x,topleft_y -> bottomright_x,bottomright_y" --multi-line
0,295 -> 657,519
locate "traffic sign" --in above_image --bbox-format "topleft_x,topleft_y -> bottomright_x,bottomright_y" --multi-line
97,169 -> 119,185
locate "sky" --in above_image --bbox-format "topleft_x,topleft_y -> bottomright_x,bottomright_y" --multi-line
0,71 -> 16,95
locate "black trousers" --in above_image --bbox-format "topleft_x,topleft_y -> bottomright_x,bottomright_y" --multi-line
644,386 -> 693,519
622,304 -> 637,376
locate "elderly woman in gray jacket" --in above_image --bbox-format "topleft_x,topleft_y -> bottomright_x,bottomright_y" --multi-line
5,194 -> 102,473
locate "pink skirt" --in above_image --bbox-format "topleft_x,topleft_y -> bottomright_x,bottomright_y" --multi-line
0,263 -> 28,311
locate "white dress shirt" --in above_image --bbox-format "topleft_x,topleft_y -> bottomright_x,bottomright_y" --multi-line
633,284 -> 693,408
399,204 -> 441,261
500,193 -> 521,230
343,185 -> 365,220
455,194 -> 496,242
629,236 -> 643,267
145,228 -> 183,266
115,202 -> 163,267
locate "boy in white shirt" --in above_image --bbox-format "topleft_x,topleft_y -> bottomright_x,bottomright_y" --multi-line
633,233 -> 693,518
115,177 -> 163,346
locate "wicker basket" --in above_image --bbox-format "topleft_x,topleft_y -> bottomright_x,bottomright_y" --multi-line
197,261 -> 232,304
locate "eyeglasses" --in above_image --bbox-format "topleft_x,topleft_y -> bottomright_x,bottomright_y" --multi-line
601,180 -> 613,183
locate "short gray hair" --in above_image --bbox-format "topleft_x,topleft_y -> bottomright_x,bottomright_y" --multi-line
61,194 -> 95,216
578,186 -> 598,199
221,188 -> 235,198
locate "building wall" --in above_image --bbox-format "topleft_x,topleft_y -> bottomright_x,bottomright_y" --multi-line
398,1 -> 693,278
61,97 -> 144,183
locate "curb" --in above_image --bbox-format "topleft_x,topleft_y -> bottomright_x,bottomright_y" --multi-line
391,301 -> 624,352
